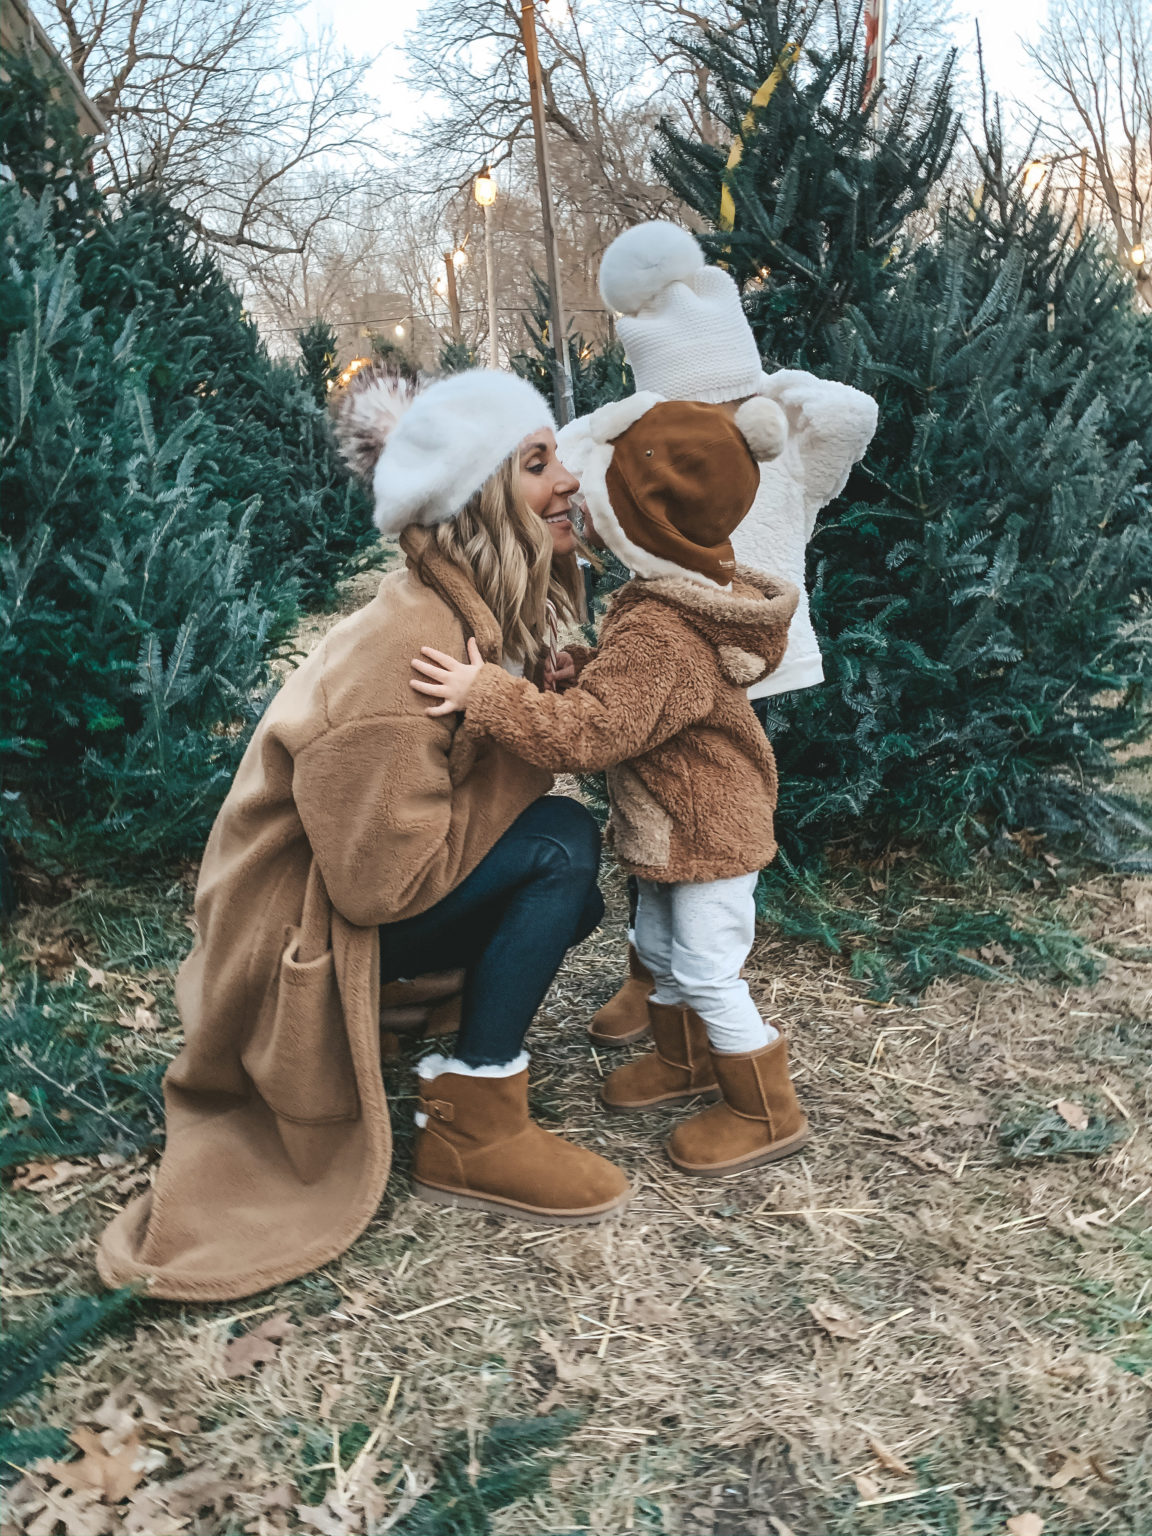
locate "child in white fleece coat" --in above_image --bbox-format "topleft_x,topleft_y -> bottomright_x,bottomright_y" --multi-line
587,220 -> 879,1047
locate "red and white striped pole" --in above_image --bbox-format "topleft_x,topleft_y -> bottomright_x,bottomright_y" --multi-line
862,0 -> 888,121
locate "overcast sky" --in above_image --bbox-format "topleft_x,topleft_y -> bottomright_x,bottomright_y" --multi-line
301,0 -> 1055,152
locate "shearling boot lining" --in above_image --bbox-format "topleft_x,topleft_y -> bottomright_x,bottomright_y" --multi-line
416,1050 -> 530,1081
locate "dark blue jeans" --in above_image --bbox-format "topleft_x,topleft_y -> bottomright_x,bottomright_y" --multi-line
379,796 -> 604,1067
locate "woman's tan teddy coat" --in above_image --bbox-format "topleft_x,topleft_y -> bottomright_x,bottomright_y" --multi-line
466,567 -> 798,883
97,529 -> 551,1302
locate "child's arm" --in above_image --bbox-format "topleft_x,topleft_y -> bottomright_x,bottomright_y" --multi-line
761,371 -> 878,535
410,615 -> 706,773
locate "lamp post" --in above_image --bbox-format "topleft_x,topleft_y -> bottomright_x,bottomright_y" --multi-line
474,168 -> 501,367
519,0 -> 574,424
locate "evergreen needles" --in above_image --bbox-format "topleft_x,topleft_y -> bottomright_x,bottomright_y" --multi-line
0,55 -> 376,870
394,1410 -> 583,1536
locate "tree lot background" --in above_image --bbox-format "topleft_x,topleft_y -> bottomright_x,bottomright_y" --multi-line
1,0 -> 1152,1528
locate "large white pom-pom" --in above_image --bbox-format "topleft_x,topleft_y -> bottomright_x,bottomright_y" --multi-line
599,221 -> 704,315
335,366 -> 421,480
734,396 -> 787,462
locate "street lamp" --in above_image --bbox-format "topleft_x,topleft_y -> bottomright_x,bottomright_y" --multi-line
1129,242 -> 1147,268
474,168 -> 501,367
1022,159 -> 1048,192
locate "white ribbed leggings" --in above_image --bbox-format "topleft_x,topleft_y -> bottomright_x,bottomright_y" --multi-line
633,873 -> 777,1054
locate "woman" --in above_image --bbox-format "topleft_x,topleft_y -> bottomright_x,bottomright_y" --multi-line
98,369 -> 630,1304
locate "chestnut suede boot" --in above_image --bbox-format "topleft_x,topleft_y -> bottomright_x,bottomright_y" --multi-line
413,1054 -> 630,1224
666,1037 -> 808,1175
380,970 -> 465,1037
588,945 -> 653,1047
601,1001 -> 720,1111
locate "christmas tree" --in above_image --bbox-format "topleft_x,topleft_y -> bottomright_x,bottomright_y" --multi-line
0,55 -> 376,870
652,0 -> 1152,874
298,318 -> 341,406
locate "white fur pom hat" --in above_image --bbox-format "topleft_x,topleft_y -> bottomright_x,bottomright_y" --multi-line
599,221 -> 765,404
337,368 -> 555,535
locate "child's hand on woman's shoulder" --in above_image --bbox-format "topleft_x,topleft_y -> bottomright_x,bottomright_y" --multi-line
411,638 -> 485,716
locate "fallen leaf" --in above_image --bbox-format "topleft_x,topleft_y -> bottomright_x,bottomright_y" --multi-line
893,1144 -> 954,1174
75,959 -> 107,990
221,1313 -> 295,1378
1054,1100 -> 1089,1131
537,1328 -> 599,1385
28,934 -> 82,978
10,1158 -> 91,1192
122,979 -> 156,1007
854,1474 -> 881,1500
116,1006 -> 161,1031
7,1092 -> 32,1118
1047,1452 -> 1093,1489
221,1333 -> 279,1378
295,1493 -> 360,1536
23,1485 -> 120,1535
1005,1515 -> 1045,1536
41,1425 -> 147,1502
869,1436 -> 913,1476
807,1300 -> 862,1342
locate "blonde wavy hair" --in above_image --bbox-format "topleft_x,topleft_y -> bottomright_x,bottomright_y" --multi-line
428,452 -> 584,668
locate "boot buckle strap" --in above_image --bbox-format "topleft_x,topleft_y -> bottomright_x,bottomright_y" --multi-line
426,1098 -> 455,1123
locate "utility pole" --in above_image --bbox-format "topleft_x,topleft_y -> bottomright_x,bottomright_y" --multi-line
443,252 -> 462,343
862,0 -> 887,125
519,0 -> 574,424
1075,146 -> 1088,242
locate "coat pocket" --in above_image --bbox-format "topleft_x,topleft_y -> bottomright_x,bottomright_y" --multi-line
607,765 -> 673,871
242,927 -> 359,1124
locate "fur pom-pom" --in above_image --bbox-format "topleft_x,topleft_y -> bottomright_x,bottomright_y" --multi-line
334,366 -> 421,481
599,221 -> 704,315
734,396 -> 787,462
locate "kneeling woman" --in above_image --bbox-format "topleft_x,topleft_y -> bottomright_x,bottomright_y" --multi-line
98,371 -> 629,1304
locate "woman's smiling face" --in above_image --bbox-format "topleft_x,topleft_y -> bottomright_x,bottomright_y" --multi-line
519,429 -> 580,557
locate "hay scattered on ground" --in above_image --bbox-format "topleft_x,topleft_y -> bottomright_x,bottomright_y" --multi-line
3,565 -> 1150,1534
4,860 -> 1150,1535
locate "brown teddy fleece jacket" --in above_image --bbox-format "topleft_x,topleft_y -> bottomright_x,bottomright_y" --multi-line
466,566 -> 799,883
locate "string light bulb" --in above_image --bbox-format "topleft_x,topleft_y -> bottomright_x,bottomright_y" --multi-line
1022,160 -> 1048,192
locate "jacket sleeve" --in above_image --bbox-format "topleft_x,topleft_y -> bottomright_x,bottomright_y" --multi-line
761,369 -> 879,535
564,643 -> 597,681
466,612 -> 708,773
291,712 -> 479,927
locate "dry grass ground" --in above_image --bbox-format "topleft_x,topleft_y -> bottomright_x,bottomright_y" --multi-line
3,568 -> 1150,1536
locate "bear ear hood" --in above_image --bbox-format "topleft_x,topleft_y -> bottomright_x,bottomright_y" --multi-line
612,566 -> 800,687
557,394 -> 787,591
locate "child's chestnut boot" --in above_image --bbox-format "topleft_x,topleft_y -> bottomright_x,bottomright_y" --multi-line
587,945 -> 653,1047
600,1000 -> 719,1110
666,1037 -> 808,1174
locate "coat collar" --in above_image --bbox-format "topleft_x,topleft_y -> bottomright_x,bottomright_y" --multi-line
608,565 -> 799,686
400,527 -> 503,662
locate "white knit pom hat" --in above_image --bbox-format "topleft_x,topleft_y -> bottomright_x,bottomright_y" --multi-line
600,221 -> 765,404
338,368 -> 555,535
